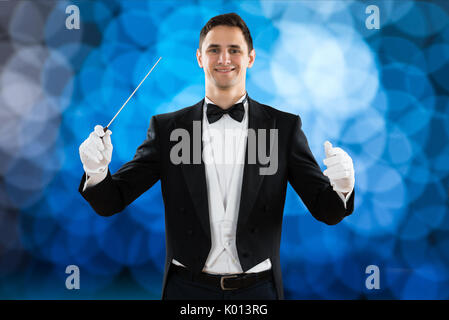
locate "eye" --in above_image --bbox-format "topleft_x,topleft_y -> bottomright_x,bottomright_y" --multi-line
208,48 -> 218,53
230,49 -> 240,54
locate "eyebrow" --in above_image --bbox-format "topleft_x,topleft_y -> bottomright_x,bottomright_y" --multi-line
206,44 -> 242,49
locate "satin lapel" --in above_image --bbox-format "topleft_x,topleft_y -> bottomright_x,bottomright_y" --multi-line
176,99 -> 211,239
237,97 -> 276,233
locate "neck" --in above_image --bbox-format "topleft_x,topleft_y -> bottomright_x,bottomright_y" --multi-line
205,85 -> 246,110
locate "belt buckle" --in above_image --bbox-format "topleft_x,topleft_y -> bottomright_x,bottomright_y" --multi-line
220,274 -> 238,291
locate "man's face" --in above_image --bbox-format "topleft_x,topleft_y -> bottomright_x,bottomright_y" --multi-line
197,25 -> 255,90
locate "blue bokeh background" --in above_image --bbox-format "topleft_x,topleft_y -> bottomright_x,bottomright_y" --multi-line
0,0 -> 448,299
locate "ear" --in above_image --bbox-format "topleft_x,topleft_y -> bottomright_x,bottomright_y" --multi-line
247,48 -> 256,68
196,48 -> 203,68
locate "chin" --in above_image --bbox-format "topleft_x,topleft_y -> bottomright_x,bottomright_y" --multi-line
213,78 -> 240,89
214,82 -> 237,90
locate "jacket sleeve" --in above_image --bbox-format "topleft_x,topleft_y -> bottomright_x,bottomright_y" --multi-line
287,116 -> 354,225
78,116 -> 162,216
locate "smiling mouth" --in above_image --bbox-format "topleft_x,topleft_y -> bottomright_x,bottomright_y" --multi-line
215,67 -> 235,73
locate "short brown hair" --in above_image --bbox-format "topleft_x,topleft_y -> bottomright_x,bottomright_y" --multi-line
199,13 -> 254,54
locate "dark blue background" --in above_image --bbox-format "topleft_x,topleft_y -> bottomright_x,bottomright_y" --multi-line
0,0 -> 448,299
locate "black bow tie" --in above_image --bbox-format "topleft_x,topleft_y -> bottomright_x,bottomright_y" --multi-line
206,97 -> 246,124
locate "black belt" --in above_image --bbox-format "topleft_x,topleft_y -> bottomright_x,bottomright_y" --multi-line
170,264 -> 273,291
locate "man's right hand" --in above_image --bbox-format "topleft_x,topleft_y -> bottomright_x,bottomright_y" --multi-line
79,125 -> 113,175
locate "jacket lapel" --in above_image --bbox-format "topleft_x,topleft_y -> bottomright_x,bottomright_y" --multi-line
176,99 -> 211,239
237,97 -> 276,233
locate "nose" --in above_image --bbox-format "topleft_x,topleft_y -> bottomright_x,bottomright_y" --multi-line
217,51 -> 231,65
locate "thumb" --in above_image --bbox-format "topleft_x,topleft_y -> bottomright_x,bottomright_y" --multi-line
324,140 -> 334,158
103,130 -> 113,148
94,125 -> 105,138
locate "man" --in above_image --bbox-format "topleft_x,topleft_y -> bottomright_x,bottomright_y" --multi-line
79,13 -> 355,300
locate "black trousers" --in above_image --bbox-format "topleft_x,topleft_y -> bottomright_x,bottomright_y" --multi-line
163,267 -> 278,300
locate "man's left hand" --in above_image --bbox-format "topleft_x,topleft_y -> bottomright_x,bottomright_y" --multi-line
322,141 -> 354,194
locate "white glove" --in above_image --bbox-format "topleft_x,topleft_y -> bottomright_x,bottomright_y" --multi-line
79,125 -> 113,175
323,141 -> 354,193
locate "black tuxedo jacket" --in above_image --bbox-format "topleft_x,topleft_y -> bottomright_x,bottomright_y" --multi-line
79,96 -> 355,299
